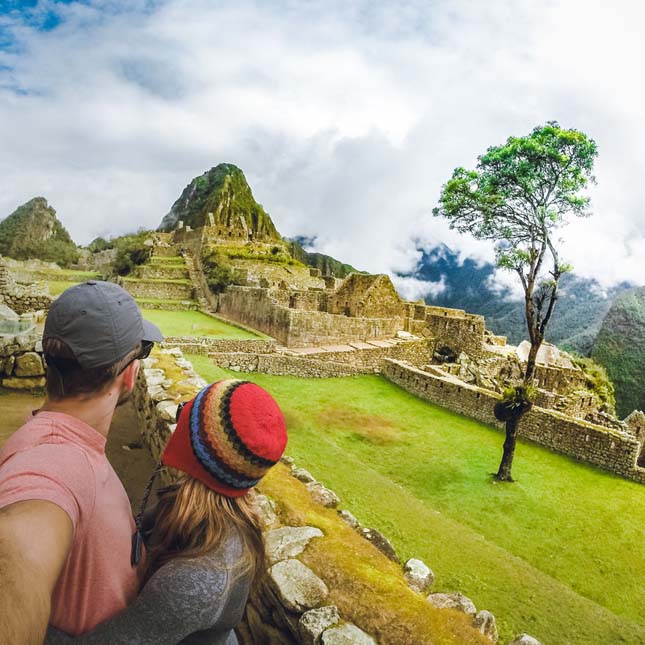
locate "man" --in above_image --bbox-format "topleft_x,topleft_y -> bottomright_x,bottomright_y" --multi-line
0,280 -> 163,643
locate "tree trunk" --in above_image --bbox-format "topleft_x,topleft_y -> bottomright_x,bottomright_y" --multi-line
495,411 -> 522,482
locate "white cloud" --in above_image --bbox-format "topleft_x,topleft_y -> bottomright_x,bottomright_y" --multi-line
391,274 -> 446,302
0,0 -> 643,289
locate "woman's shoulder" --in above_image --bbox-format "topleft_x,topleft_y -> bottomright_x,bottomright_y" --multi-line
150,530 -> 245,589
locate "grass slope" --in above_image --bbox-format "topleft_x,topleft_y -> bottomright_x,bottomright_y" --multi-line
143,309 -> 262,339
188,355 -> 645,645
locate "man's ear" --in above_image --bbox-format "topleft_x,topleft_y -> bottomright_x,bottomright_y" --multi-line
121,359 -> 140,392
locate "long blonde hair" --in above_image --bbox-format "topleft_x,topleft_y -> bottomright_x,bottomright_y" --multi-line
142,474 -> 265,586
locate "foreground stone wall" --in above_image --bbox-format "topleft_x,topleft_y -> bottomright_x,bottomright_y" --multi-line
383,360 -> 645,484
0,330 -> 46,390
2,291 -> 52,314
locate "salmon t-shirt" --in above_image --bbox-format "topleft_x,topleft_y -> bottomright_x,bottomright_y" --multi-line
0,411 -> 139,635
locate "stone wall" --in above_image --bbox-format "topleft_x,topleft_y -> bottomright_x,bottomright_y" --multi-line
328,274 -> 405,319
135,264 -> 189,281
122,278 -> 195,301
162,337 -> 276,356
218,287 -> 294,344
0,329 -> 46,390
383,360 -> 645,484
2,291 -> 52,314
423,308 -> 486,359
211,353 -> 367,378
136,299 -> 199,311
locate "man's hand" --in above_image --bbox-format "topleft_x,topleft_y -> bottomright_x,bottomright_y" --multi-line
0,500 -> 73,644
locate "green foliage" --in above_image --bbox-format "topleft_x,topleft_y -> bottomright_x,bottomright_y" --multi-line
111,231 -> 153,276
187,357 -> 645,645
592,287 -> 645,417
0,197 -> 79,267
572,356 -> 616,409
218,242 -> 301,266
286,238 -> 359,278
201,248 -> 234,294
87,237 -> 114,253
494,385 -> 537,421
433,121 -> 597,259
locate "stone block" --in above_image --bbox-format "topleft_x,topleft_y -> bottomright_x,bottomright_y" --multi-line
299,606 -> 340,645
427,592 -> 477,616
337,509 -> 359,530
265,526 -> 324,564
2,376 -> 46,390
306,482 -> 340,508
255,493 -> 278,529
268,559 -> 329,613
403,558 -> 434,593
509,635 -> 541,645
14,352 -> 45,377
321,624 -> 376,644
2,355 -> 15,376
359,528 -> 399,563
472,610 -> 498,642
292,467 -> 316,483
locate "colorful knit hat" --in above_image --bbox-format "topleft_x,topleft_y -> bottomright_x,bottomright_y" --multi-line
161,380 -> 288,498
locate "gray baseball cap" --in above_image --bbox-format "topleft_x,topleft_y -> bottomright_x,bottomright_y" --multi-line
43,280 -> 163,369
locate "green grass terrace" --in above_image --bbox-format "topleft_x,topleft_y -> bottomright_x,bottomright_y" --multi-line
187,356 -> 645,645
143,309 -> 265,340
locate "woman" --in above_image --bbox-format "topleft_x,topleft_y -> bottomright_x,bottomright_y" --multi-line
47,378 -> 288,645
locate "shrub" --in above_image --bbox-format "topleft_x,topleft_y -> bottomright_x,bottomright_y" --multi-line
112,231 -> 153,276
202,248 -> 234,294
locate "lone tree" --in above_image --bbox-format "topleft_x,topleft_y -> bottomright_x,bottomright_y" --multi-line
433,122 -> 598,481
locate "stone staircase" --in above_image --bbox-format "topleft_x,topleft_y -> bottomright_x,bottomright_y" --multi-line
122,251 -> 198,310
182,250 -> 213,311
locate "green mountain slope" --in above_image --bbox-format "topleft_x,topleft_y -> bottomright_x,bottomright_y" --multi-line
0,197 -> 78,267
592,287 -> 645,417
287,237 -> 360,279
158,163 -> 280,241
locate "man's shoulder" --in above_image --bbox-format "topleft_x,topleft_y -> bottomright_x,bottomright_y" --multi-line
0,414 -> 81,462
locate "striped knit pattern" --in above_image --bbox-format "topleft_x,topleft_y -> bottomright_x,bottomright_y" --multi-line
189,380 -> 280,490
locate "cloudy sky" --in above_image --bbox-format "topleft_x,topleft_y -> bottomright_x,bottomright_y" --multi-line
1,0 -> 644,298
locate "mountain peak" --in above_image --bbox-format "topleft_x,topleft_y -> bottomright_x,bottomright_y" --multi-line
158,163 -> 281,241
0,197 -> 78,266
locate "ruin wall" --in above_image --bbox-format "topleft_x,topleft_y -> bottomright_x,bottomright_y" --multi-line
382,360 -> 645,484
122,279 -> 194,301
161,337 -> 276,356
218,286 -> 405,347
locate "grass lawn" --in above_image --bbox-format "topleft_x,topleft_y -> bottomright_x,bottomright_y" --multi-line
46,280 -> 82,295
143,309 -> 264,339
187,355 -> 645,645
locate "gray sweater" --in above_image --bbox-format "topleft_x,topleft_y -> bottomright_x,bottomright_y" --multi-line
46,532 -> 251,645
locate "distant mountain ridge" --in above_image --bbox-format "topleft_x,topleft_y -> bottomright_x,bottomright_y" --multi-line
158,163 -> 281,241
592,287 -> 645,417
401,244 -> 633,355
287,237 -> 359,279
0,197 -> 78,267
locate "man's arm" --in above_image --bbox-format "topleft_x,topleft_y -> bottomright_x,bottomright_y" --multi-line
0,500 -> 73,644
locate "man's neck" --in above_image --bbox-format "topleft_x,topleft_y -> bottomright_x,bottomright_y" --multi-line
40,389 -> 121,439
